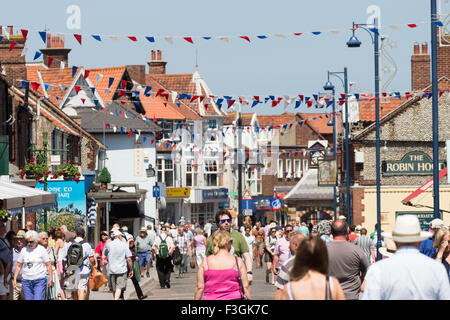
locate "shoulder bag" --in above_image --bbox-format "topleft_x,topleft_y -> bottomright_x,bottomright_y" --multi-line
234,256 -> 247,300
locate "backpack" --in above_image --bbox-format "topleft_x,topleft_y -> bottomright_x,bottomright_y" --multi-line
158,236 -> 169,259
172,246 -> 182,265
66,240 -> 86,274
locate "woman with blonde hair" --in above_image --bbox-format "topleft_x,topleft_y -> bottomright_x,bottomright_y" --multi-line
280,237 -> 345,300
434,226 -> 450,280
194,230 -> 251,300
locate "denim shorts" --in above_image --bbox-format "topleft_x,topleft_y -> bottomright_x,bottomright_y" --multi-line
137,251 -> 151,267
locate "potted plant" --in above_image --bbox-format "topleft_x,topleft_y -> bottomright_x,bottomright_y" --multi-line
98,167 -> 111,190
17,158 -> 51,182
0,209 -> 10,223
56,160 -> 81,181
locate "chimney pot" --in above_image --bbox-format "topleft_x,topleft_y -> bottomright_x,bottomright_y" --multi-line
8,26 -> 13,35
61,38 -> 65,48
151,50 -> 156,61
157,50 -> 161,61
421,42 -> 428,54
413,42 -> 420,55
47,33 -> 51,48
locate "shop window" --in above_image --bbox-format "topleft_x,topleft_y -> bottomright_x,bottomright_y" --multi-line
185,159 -> 197,187
278,159 -> 283,179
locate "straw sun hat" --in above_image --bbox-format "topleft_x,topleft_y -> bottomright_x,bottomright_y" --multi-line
382,215 -> 432,243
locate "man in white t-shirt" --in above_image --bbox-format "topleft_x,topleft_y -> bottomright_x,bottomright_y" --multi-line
61,227 -> 95,300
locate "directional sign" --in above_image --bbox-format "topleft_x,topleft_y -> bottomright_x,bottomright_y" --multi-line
243,209 -> 253,216
271,198 -> 282,210
152,185 -> 160,198
242,189 -> 253,200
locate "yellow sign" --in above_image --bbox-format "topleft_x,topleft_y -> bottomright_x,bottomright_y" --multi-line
166,188 -> 191,198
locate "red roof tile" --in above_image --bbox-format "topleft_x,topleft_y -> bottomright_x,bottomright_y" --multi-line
87,67 -> 126,104
358,97 -> 406,122
300,113 -> 341,135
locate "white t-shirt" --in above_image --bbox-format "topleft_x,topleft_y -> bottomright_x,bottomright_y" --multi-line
18,245 -> 50,281
61,237 -> 94,275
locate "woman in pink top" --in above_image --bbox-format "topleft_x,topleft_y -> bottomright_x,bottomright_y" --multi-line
194,230 -> 251,300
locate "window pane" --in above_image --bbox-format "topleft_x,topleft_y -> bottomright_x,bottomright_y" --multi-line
165,171 -> 173,187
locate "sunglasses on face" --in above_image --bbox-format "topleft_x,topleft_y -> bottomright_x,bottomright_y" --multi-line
285,229 -> 293,233
27,241 -> 35,244
220,219 -> 231,224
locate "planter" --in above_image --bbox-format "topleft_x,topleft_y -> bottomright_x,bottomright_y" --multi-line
25,171 -> 36,179
63,174 -> 76,180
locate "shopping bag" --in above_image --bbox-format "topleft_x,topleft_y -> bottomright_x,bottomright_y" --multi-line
89,268 -> 107,291
133,260 -> 141,282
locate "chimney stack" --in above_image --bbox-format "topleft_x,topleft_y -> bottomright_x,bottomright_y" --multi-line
40,33 -> 71,69
411,41 -> 430,91
147,49 -> 167,74
0,25 -> 26,84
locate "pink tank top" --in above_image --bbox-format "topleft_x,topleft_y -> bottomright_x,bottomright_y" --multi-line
203,257 -> 244,300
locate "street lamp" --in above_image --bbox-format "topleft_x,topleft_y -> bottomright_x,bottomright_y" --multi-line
347,18 -> 382,260
323,78 -> 337,220
146,163 -> 156,178
323,69 -> 350,224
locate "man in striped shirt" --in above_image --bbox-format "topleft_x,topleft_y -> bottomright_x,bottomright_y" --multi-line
353,228 -> 376,263
274,231 -> 305,300
173,227 -> 191,278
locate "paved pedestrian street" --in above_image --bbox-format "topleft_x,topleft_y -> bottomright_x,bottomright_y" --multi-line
91,261 -> 277,300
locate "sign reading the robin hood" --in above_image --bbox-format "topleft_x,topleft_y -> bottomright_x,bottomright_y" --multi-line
382,151 -> 446,176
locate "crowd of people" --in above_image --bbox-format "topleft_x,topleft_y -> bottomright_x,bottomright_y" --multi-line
0,210 -> 449,300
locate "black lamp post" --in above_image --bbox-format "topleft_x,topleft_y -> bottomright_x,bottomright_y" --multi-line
323,69 -> 350,224
347,18 -> 382,260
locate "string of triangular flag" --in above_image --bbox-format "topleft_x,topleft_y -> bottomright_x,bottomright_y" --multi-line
4,21 -> 443,49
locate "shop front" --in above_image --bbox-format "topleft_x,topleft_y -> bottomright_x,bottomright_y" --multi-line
189,188 -> 228,226
164,187 -> 191,225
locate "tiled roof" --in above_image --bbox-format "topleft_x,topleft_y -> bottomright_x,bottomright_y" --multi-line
223,112 -> 254,126
300,113 -> 342,135
75,102 -> 161,134
87,67 -> 126,104
358,97 -> 407,122
147,73 -> 221,117
256,113 -> 297,126
143,76 -> 203,121
26,65 -> 83,106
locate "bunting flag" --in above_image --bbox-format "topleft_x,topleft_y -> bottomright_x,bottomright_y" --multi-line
96,73 -> 103,85
128,36 -> 138,42
31,82 -> 40,92
74,34 -> 82,45
74,86 -> 81,94
240,36 -> 251,42
47,57 -> 53,67
9,41 -> 16,51
146,36 -> 155,43
92,35 -> 102,42
108,77 -> 114,88
21,29 -> 28,42
33,51 -> 42,60
184,37 -> 194,44
144,86 -> 152,96
38,31 -> 47,44
72,66 -> 78,78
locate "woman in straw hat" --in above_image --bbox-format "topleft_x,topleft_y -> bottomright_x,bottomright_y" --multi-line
361,215 -> 450,300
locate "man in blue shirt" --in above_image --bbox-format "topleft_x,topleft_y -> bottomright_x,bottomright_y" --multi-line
419,218 -> 444,258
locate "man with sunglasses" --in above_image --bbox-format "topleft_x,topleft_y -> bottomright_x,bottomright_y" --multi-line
205,209 -> 253,283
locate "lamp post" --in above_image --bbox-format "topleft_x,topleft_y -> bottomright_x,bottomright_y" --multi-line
323,69 -> 350,225
347,18 -> 382,260
323,81 -> 337,220
237,114 -> 243,228
431,0 -> 440,219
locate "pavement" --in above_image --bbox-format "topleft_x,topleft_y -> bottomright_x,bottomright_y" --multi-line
88,258 -> 277,300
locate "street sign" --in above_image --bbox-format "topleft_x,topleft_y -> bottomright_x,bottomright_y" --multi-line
271,198 -> 282,210
242,189 -> 252,200
152,185 -> 160,198
243,209 -> 253,216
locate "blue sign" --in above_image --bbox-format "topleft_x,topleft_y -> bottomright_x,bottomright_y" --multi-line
153,185 -> 160,198
36,180 -> 86,215
271,198 -> 283,210
242,199 -> 252,210
202,188 -> 228,200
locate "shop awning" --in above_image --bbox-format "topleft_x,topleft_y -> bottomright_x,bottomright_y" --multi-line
284,169 -> 334,201
0,180 -> 57,215
402,167 -> 447,204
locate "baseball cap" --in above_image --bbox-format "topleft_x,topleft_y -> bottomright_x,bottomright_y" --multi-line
430,218 -> 444,229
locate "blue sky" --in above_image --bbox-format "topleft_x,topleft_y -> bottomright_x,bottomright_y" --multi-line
1,0 -> 447,114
